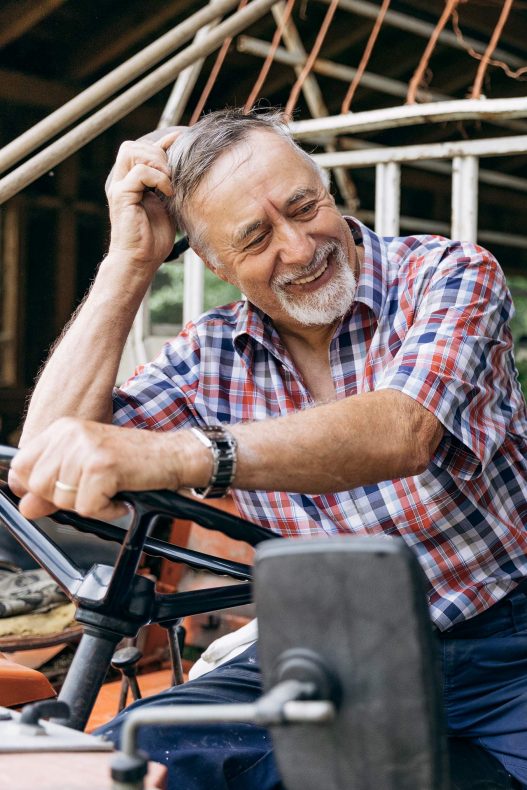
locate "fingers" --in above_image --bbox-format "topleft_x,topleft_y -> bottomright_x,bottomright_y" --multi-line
18,492 -> 61,520
118,163 -> 173,200
10,418 -> 119,520
111,139 -> 169,179
18,490 -> 127,521
107,132 -> 184,198
106,125 -> 187,193
158,128 -> 186,151
10,418 -> 187,522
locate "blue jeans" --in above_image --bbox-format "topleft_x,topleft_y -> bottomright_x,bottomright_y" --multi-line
97,588 -> 527,789
437,583 -> 527,786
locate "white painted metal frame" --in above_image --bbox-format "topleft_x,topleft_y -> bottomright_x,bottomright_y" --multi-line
183,249 -> 205,326
290,97 -> 527,141
375,162 -> 400,237
451,156 -> 479,243
309,132 -> 527,168
126,94 -> 527,375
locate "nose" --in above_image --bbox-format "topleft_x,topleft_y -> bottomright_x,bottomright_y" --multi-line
274,220 -> 316,267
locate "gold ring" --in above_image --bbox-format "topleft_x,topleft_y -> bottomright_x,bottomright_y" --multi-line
55,480 -> 79,494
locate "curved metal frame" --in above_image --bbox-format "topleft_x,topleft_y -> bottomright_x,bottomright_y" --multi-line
0,446 -> 279,729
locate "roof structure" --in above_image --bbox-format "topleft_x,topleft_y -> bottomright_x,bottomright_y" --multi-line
1,0 -> 527,433
1,1 -> 527,258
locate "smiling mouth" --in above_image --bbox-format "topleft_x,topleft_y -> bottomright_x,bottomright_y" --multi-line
291,258 -> 329,286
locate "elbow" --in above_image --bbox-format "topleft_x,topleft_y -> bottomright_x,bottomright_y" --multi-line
396,394 -> 444,478
409,420 -> 444,477
408,446 -> 433,477
398,437 -> 437,479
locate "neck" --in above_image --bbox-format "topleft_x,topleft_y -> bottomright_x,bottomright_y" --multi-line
275,317 -> 339,356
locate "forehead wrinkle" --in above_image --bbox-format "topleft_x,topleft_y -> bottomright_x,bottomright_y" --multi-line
201,141 -> 253,198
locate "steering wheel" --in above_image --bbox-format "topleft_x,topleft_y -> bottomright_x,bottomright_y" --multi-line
0,444 -> 280,730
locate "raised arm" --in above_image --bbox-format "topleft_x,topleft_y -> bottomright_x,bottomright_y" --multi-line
20,131 -> 182,443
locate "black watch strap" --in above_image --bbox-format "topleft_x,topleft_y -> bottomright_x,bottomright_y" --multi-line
190,425 -> 238,499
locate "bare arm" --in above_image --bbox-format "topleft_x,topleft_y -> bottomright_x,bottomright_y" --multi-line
230,389 -> 443,493
20,131 -> 183,444
10,389 -> 443,520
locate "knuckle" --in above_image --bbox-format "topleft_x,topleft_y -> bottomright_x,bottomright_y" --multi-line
119,140 -> 135,155
85,448 -> 113,476
10,454 -> 26,477
27,468 -> 50,498
8,469 -> 24,495
130,162 -> 148,178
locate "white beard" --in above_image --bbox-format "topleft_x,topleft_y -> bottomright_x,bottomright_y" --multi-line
271,240 -> 357,326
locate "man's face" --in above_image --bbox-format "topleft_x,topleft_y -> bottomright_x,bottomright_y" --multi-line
190,130 -> 359,334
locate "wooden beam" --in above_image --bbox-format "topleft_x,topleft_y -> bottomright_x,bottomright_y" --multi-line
0,200 -> 21,386
54,158 -> 78,332
0,68 -> 73,109
0,0 -> 67,50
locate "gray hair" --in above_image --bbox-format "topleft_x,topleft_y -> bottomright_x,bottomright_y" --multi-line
166,108 -> 329,255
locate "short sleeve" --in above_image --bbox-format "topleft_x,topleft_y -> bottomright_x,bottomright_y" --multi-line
112,325 -> 202,431
376,245 -> 517,480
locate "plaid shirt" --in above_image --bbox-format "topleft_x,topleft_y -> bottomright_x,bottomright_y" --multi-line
113,219 -> 527,630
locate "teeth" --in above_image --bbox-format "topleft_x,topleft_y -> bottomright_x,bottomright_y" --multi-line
294,259 -> 328,285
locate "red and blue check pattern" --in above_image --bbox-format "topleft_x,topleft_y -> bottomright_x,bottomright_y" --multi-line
113,219 -> 527,630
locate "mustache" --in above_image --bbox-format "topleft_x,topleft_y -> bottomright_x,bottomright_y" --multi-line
271,241 -> 339,289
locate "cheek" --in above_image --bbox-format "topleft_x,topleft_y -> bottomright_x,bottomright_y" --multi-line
235,255 -> 275,290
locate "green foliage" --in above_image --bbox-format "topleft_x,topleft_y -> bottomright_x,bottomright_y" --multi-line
149,263 -> 240,326
150,265 -> 184,325
507,275 -> 527,398
203,267 -> 241,312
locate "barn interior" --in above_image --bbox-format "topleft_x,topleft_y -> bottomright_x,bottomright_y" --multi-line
1,0 -> 527,440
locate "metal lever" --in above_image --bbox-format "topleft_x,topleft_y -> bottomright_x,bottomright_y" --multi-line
19,700 -> 71,735
112,646 -> 143,713
111,679 -> 335,789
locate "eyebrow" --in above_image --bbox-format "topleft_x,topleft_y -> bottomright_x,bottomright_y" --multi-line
233,187 -> 320,247
284,187 -> 319,208
234,220 -> 265,246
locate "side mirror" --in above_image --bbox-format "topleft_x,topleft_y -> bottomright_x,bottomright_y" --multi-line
255,536 -> 449,790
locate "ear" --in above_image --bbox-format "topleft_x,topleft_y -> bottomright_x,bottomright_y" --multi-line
194,247 -> 230,284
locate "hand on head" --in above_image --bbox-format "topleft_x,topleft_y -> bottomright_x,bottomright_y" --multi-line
105,127 -> 186,276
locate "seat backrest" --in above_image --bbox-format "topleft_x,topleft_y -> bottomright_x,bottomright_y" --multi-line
255,535 -> 449,790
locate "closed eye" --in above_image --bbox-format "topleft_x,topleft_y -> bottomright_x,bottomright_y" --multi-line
295,201 -> 317,217
245,230 -> 270,250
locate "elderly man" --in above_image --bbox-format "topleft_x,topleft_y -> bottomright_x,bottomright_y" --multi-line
9,109 -> 527,788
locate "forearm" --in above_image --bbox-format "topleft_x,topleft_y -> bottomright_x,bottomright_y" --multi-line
11,390 -> 444,521
22,129 -> 181,446
230,389 -> 443,494
21,254 -> 151,444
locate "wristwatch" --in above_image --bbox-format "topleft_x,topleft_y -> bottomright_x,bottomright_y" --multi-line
190,425 -> 238,499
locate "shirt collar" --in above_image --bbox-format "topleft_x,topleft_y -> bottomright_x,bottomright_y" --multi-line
233,300 -> 291,370
347,217 -> 388,321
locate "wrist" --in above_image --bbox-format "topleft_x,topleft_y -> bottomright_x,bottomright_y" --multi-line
96,253 -> 154,302
189,425 -> 238,499
101,249 -> 159,278
163,430 -> 214,492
